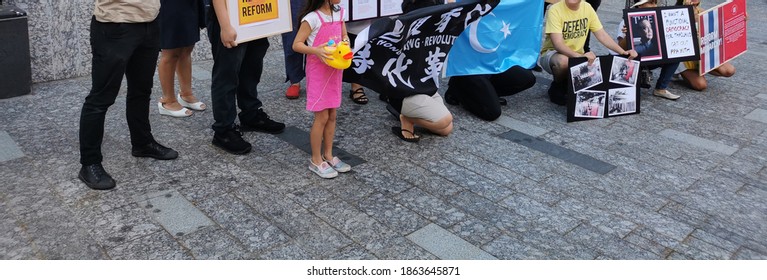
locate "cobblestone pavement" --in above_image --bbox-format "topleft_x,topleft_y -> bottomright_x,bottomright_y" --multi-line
2,1 -> 766,260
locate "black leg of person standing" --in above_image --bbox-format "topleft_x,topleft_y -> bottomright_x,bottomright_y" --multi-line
79,17 -> 178,190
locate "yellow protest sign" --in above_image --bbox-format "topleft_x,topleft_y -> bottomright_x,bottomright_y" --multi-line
238,0 -> 279,25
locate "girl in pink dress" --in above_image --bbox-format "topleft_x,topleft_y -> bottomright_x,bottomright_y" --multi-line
292,0 -> 351,179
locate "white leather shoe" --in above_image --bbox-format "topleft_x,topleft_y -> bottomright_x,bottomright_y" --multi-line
177,93 -> 206,111
158,102 -> 192,118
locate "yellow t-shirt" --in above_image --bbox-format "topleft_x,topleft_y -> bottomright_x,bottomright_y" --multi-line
540,1 -> 603,55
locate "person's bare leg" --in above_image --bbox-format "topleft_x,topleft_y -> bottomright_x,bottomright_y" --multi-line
406,114 -> 454,136
399,114 -> 418,140
711,62 -> 735,77
322,109 -> 337,160
680,69 -> 707,91
311,110 -> 329,165
158,48 -> 189,113
177,46 -> 205,109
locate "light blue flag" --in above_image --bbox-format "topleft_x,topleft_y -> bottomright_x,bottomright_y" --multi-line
446,0 -> 543,76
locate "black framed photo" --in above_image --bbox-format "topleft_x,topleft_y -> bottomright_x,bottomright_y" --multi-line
623,5 -> 699,66
567,55 -> 641,122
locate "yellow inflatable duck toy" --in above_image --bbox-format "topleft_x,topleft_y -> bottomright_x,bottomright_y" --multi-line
322,40 -> 353,70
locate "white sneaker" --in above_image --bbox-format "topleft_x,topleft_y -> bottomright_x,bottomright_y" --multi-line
309,160 -> 338,179
653,89 -> 680,100
324,156 -> 351,173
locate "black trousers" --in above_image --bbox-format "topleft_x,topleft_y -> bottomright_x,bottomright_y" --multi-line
446,66 -> 536,121
79,18 -> 160,165
207,11 -> 269,133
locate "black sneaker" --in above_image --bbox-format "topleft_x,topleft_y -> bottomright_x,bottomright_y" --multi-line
212,126 -> 252,155
498,97 -> 507,106
547,81 -> 567,106
79,163 -> 116,190
241,108 -> 285,134
131,141 -> 178,160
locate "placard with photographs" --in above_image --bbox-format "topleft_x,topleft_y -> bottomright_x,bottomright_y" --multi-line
609,56 -> 640,87
607,87 -> 637,116
567,55 -> 641,122
623,5 -> 699,66
340,0 -> 404,21
570,58 -> 603,93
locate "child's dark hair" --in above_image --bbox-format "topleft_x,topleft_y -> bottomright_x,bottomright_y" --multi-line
299,0 -> 341,21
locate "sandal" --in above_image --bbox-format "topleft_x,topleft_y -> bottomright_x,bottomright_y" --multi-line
177,92 -> 206,111
391,126 -> 420,143
349,88 -> 369,104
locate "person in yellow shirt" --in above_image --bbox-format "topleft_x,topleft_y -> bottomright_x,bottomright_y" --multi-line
538,0 -> 637,105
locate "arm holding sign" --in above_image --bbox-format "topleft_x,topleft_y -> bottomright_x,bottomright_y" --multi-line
212,0 -> 237,48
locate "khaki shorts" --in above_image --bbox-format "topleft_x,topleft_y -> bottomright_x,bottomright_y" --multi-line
401,93 -> 450,123
538,50 -> 558,75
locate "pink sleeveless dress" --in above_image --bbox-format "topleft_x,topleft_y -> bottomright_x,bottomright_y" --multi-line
305,9 -> 344,112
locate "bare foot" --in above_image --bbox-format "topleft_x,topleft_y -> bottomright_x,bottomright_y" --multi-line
399,114 -> 418,141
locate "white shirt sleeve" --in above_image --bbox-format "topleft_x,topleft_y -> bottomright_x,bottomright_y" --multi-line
301,8 -> 347,47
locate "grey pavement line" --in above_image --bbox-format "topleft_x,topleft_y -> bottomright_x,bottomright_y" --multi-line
757,94 -> 767,100
275,126 -> 366,166
135,190 -> 216,237
0,130 -> 24,163
659,129 -> 738,155
406,223 -> 497,260
744,108 -> 767,124
494,116 -> 549,137
497,130 -> 616,175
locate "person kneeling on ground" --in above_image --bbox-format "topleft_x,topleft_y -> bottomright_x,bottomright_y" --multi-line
444,65 -> 536,121
538,0 -> 637,105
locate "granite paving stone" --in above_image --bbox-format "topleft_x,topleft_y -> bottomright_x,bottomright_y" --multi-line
236,187 -> 354,257
75,202 -> 164,250
499,193 -> 579,234
195,193 -> 290,253
107,231 -> 193,260
325,244 -> 379,260
623,230 -> 672,258
18,204 -> 107,259
406,223 -> 496,260
448,216 -> 504,247
656,201 -> 711,229
372,236 -> 439,260
731,247 -> 767,260
447,191 -> 537,235
554,197 -> 638,239
565,224 -> 659,259
357,192 -> 429,235
137,189 -> 216,237
179,227 -> 253,260
481,234 -> 548,260
394,188 -> 467,228
257,240 -> 317,260
0,131 -> 24,163
0,203 -> 38,259
382,160 -> 464,200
